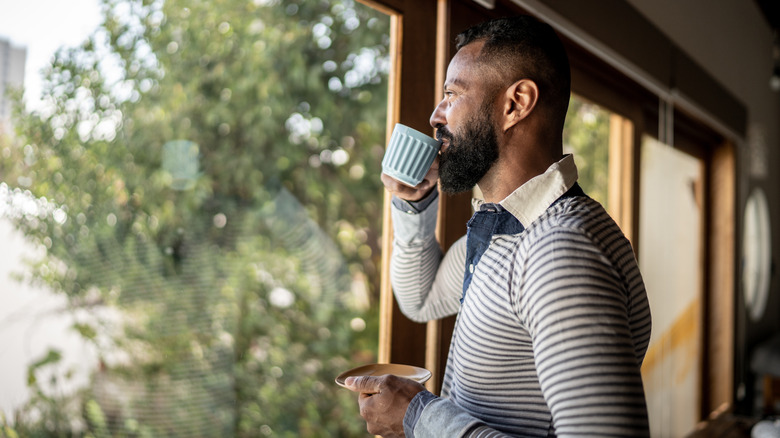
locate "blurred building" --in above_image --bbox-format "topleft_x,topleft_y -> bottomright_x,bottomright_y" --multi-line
0,37 -> 26,132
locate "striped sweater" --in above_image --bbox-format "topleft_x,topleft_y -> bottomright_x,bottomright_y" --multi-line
391,155 -> 651,437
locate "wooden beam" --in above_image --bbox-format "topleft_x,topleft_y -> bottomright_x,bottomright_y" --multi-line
375,0 -> 440,369
608,114 -> 636,245
704,140 -> 736,414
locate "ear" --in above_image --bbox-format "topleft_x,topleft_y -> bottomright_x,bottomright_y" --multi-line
500,79 -> 539,132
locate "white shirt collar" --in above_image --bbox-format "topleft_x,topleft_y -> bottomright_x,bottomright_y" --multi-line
471,154 -> 579,226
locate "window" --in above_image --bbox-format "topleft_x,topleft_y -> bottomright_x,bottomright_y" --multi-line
563,94 -> 613,210
0,1 -> 391,436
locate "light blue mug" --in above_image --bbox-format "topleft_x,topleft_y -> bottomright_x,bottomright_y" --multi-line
381,124 -> 441,187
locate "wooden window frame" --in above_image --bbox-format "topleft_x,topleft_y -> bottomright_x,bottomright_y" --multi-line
357,0 -> 441,381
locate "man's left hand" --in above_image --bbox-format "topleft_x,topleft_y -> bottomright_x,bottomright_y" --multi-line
345,374 -> 426,438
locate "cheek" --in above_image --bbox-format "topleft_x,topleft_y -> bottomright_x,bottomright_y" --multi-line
445,103 -> 468,132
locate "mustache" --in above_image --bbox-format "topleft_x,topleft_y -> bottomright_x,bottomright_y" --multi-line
435,126 -> 454,143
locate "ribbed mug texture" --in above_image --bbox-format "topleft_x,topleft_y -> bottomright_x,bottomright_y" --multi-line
381,124 -> 440,187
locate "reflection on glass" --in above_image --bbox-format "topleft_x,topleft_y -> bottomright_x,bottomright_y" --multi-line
0,0 -> 389,436
742,187 -> 771,321
162,140 -> 200,190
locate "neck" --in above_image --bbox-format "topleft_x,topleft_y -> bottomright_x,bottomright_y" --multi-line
478,131 -> 562,203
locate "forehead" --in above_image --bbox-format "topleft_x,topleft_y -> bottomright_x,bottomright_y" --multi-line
444,41 -> 488,89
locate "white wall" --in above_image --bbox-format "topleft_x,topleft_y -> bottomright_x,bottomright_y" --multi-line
0,218 -> 98,418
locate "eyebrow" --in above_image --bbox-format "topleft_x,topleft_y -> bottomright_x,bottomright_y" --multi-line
444,78 -> 467,91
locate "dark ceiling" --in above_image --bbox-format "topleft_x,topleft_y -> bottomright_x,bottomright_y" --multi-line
755,0 -> 780,30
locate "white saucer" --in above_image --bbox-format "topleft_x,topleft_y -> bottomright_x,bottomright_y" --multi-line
335,363 -> 431,387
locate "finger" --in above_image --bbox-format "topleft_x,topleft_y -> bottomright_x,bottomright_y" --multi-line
426,156 -> 440,175
381,172 -> 408,193
381,173 -> 436,202
344,375 -> 382,394
416,176 -> 436,194
382,178 -> 418,201
381,172 -> 424,193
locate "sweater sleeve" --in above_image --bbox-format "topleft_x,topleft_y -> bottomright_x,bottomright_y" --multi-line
390,195 -> 465,322
411,396 -> 544,438
516,226 -> 650,437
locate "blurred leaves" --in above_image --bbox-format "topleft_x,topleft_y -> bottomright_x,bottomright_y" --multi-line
27,349 -> 62,386
1,0 -> 389,436
563,95 -> 611,207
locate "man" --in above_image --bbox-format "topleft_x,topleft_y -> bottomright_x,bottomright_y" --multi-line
346,16 -> 652,437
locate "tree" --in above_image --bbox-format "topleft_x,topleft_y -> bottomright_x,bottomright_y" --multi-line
563,95 -> 611,208
1,0 -> 390,436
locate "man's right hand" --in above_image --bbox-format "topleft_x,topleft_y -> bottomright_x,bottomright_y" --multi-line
381,157 -> 439,202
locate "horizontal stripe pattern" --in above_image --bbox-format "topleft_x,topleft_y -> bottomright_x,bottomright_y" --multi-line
392,195 -> 651,437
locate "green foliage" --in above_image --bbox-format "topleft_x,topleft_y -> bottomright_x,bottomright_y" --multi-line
84,400 -> 109,438
1,0 -> 389,436
1,412 -> 20,438
563,95 -> 611,208
8,349 -> 84,438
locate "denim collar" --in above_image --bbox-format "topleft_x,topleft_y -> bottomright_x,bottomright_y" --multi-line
471,154 -> 578,227
461,155 -> 581,303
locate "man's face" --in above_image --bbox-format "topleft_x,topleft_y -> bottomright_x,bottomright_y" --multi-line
436,101 -> 499,194
430,42 -> 500,194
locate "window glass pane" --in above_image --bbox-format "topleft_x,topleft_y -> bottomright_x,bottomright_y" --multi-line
0,0 -> 390,436
563,94 -> 610,208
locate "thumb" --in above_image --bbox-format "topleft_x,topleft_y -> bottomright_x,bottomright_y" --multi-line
344,375 -> 381,394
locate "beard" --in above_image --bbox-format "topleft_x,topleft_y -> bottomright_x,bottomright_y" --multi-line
436,105 -> 499,195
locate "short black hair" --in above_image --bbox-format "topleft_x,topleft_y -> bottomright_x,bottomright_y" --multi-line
456,16 -> 571,133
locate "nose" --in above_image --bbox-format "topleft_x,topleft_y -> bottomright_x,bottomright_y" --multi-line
429,100 -> 446,129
